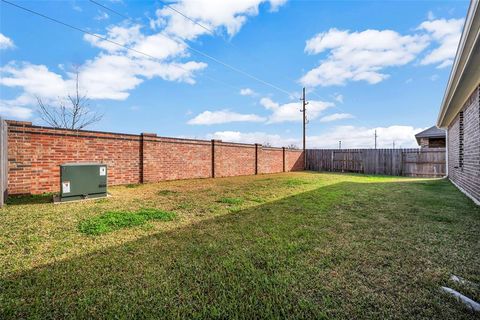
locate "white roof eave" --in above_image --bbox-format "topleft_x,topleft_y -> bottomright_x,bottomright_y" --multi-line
437,0 -> 480,128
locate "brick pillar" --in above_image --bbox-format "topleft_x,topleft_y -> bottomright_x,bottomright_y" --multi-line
141,133 -> 157,183
255,144 -> 259,175
211,139 -> 221,178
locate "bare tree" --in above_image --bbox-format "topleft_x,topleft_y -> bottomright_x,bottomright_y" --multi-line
37,71 -> 102,130
286,144 -> 298,149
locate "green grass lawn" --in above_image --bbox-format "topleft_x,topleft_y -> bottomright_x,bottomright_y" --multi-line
1,172 -> 479,319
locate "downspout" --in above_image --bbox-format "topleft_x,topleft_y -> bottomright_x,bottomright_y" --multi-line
445,130 -> 449,177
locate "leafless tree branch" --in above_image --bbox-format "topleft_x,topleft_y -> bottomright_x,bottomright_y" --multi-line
36,69 -> 103,130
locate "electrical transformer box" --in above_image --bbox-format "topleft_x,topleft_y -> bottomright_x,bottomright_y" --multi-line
60,163 -> 107,202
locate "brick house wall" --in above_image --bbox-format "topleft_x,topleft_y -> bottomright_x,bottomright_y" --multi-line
447,85 -> 480,203
7,121 -> 304,195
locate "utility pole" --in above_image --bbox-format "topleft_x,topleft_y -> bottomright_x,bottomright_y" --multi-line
339,141 -> 342,149
374,130 -> 378,149
300,87 -> 308,169
393,141 -> 395,149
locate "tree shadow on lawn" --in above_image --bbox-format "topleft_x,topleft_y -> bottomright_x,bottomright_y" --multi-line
1,179 -> 479,319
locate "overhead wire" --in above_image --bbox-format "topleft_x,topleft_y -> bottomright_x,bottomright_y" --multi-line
3,0 -> 371,142
0,0 -> 243,92
88,0 -> 293,97
138,0 -> 367,127
92,0 -> 379,145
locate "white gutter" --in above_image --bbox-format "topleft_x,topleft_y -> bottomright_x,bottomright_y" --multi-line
437,0 -> 480,128
445,130 -> 448,176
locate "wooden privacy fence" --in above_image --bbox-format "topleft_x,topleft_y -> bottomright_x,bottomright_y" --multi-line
0,118 -> 7,207
306,148 -> 446,178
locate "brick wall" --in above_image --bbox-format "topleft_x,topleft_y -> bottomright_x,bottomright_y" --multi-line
6,121 -> 304,195
141,134 -> 212,183
447,85 -> 480,203
286,149 -> 304,171
258,147 -> 284,174
214,142 -> 256,178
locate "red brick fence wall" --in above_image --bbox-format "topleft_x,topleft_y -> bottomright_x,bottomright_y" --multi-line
7,121 -> 304,195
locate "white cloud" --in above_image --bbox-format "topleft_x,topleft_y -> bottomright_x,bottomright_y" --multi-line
152,0 -> 287,40
72,2 -> 82,12
0,105 -> 33,119
418,18 -> 464,68
0,33 -> 14,50
239,88 -> 256,96
188,109 -> 265,125
269,0 -> 287,12
0,63 -> 69,119
308,125 -> 425,148
207,131 -> 297,147
319,113 -> 353,122
208,125 -> 424,148
0,95 -> 35,119
1,22 -> 208,111
427,11 -> 435,21
301,28 -> 429,87
260,97 -> 333,123
332,93 -> 343,103
94,11 -> 110,21
78,54 -> 206,100
84,24 -> 187,60
0,56 -> 206,114
0,62 -> 68,98
1,1 -> 288,119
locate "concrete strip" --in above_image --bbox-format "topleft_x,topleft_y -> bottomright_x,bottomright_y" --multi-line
451,275 -> 480,288
441,286 -> 480,312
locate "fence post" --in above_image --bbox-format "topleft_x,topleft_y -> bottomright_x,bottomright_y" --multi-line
211,139 -> 222,178
0,118 -> 7,207
282,147 -> 286,172
255,143 -> 259,175
211,139 -> 216,178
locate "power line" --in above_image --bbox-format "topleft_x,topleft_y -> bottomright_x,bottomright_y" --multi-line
140,1 -> 378,145
88,0 -> 293,97
5,0 -> 368,134
89,0 -> 129,20
91,0 -> 371,127
157,0 -> 216,36
0,0 -> 242,92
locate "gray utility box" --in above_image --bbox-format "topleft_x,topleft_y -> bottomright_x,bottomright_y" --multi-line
60,163 -> 107,202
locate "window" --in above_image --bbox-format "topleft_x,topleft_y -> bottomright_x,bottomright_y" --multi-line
459,111 -> 464,169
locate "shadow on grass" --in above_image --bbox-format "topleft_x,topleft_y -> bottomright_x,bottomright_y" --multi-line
5,193 -> 55,206
1,179 -> 479,319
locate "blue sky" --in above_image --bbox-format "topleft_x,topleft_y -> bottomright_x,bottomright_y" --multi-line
0,0 -> 469,148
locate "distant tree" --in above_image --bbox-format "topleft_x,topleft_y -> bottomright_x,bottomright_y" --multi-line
36,70 -> 102,130
286,144 -> 298,149
263,142 -> 272,147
